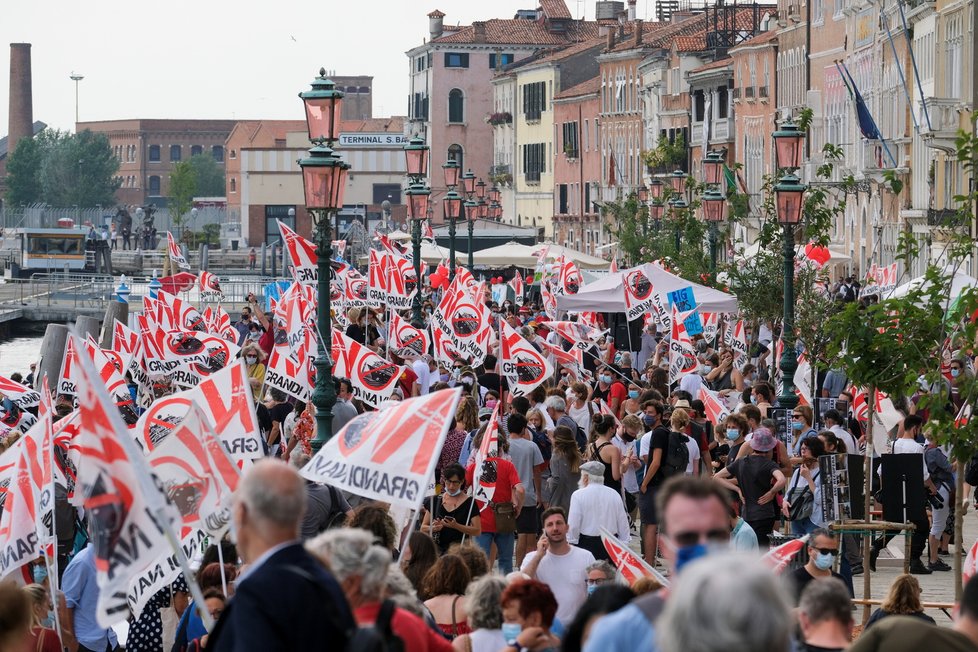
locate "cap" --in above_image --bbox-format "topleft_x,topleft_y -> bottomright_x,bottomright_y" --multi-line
579,461 -> 605,476
528,321 -> 538,328
479,408 -> 493,420
750,427 -> 777,452
673,399 -> 691,409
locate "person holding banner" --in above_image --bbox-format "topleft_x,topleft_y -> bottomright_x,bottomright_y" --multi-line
466,431 -> 525,575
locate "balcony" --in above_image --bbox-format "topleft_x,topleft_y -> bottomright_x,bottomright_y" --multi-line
691,121 -> 704,145
525,170 -> 541,184
744,86 -> 755,99
711,118 -> 732,142
921,97 -> 964,152
927,208 -> 965,227
758,85 -> 769,100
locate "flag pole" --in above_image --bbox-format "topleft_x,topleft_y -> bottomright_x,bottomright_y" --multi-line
216,540 -> 229,597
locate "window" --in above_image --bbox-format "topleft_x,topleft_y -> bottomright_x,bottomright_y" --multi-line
148,175 -> 161,195
945,14 -> 963,97
717,86 -> 729,118
558,184 -> 569,213
489,53 -> 514,68
522,143 -> 546,182
148,145 -> 161,162
412,93 -> 429,120
212,145 -> 224,162
230,178 -> 237,193
444,52 -> 469,68
693,91 -> 705,121
230,149 -> 237,160
265,206 -> 295,245
448,144 -> 464,172
191,145 -> 203,157
522,81 -> 546,121
372,184 -> 402,205
562,122 -> 579,157
169,145 -> 181,162
448,88 -> 465,123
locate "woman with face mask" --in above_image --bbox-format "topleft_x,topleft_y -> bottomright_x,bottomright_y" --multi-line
421,464 -> 481,554
782,435 -> 827,536
566,383 -> 594,440
621,383 -> 643,417
499,580 -> 561,652
242,345 -> 266,402
788,405 -> 818,463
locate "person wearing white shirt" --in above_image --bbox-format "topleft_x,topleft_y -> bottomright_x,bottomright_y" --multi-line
410,354 -> 431,395
685,434 -> 702,475
521,506 -> 595,626
565,461 -> 631,561
679,371 -> 703,400
824,409 -> 859,454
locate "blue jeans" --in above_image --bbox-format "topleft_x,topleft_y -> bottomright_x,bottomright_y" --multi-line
790,518 -> 819,536
476,531 -> 515,574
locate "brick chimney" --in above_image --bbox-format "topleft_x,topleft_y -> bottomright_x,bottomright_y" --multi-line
8,43 -> 33,157
428,9 -> 445,40
633,19 -> 643,46
607,28 -> 616,50
473,21 -> 487,43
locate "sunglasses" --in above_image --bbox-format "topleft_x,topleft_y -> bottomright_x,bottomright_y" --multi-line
792,413 -> 803,418
811,547 -> 838,556
671,528 -> 730,547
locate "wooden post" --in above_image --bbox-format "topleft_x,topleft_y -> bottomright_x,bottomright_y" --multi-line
861,385 -> 876,626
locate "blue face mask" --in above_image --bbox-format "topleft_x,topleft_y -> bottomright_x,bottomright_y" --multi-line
814,551 -> 836,570
726,428 -> 740,441
628,390 -> 640,399
675,543 -> 710,574
587,583 -> 599,595
750,395 -> 758,405
951,368 -> 961,378
32,564 -> 48,584
599,374 -> 613,385
643,414 -> 657,427
502,623 -> 522,646
792,421 -> 803,430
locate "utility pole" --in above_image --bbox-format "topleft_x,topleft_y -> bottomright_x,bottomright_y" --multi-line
70,72 -> 84,124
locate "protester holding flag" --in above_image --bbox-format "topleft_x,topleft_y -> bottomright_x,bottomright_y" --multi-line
466,429 -> 525,575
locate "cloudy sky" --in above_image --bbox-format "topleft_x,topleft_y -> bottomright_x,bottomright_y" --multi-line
1,0 -> 658,134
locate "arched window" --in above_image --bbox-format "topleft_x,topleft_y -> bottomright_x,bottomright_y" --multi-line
148,145 -> 161,162
448,89 -> 464,123
448,144 -> 464,172
148,175 -> 161,195
191,145 -> 203,157
212,145 -> 224,162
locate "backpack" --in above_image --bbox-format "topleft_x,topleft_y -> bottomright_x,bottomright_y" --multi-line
347,599 -> 404,652
323,485 -> 349,531
661,431 -> 690,478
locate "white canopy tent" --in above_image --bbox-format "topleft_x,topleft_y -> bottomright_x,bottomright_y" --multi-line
736,242 -> 852,266
468,241 -> 612,269
556,261 -> 739,314
385,229 -> 412,242
890,265 -> 978,310
530,242 -> 611,269
358,241 -> 460,266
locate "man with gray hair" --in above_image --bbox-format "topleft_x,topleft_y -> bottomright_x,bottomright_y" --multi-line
567,460 -> 631,560
797,578 -> 854,652
307,528 -> 453,652
207,459 -> 354,652
290,449 -> 354,540
544,394 -> 580,436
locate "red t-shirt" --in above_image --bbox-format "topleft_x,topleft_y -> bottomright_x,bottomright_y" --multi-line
466,456 -> 520,533
354,603 -> 453,652
608,381 -> 628,412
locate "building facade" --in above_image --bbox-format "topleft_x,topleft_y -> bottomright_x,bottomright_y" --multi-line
76,119 -> 236,207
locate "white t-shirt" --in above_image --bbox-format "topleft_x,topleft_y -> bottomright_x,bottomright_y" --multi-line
567,401 -> 592,435
612,435 -> 640,493
830,425 -> 859,455
679,373 -> 703,398
520,545 -> 595,625
685,436 -> 701,475
878,438 -> 929,481
411,359 -> 430,395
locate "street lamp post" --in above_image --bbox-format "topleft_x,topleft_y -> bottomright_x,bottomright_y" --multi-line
443,160 -> 461,280
772,119 -> 807,409
404,137 -> 431,326
701,150 -> 727,274
667,170 -> 687,253
70,72 -> 84,124
464,200 -> 478,272
298,69 -> 350,451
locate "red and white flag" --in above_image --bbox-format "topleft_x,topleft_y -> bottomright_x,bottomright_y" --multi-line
964,538 -> 978,585
554,257 -> 583,296
472,399 -> 502,506
389,312 -> 431,359
548,320 -> 604,352
331,239 -> 347,259
762,534 -> 809,574
158,272 -> 197,296
368,249 -> 391,308
600,527 -> 670,586
154,331 -> 240,388
701,312 -> 719,342
500,321 -> 554,398
264,286 -> 314,402
726,319 -> 749,367
199,271 -> 222,296
133,360 -> 263,464
541,281 -> 557,320
345,273 -> 368,308
331,331 -> 404,408
278,220 -> 318,285
301,388 -> 463,509
156,290 -> 206,332
698,386 -> 730,425
623,267 -> 657,322
610,258 -> 619,273
387,254 -> 419,310
0,375 -> 40,409
509,270 -> 525,307
668,305 -> 700,383
112,320 -> 141,355
422,220 -> 435,240
167,232 -> 190,271
70,333 -> 182,627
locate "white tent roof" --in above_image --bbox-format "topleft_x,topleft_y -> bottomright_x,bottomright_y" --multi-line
556,261 -> 739,314
357,241 -> 459,265
890,266 -> 978,308
386,229 -> 412,242
530,243 -> 611,269
468,241 -> 541,267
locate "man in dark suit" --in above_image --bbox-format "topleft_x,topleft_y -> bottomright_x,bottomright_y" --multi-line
207,459 -> 354,651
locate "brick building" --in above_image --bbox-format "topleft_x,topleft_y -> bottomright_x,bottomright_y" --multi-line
77,119 -> 236,207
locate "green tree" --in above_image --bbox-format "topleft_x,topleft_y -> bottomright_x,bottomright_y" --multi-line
4,136 -> 43,205
186,153 -> 225,196
6,128 -> 119,207
169,160 -> 198,230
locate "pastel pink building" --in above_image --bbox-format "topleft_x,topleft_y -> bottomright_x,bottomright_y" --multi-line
406,2 -> 597,223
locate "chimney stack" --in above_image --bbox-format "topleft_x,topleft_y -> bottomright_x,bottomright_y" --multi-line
8,43 -> 33,156
473,21 -> 487,43
633,19 -> 643,46
628,0 -> 637,20
607,29 -> 616,50
428,9 -> 445,41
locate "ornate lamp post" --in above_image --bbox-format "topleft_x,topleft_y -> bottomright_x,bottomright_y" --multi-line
444,189 -> 463,281
667,170 -> 688,251
772,119 -> 807,409
701,150 -> 727,273
464,199 -> 478,272
404,137 -> 431,326
298,69 -> 349,450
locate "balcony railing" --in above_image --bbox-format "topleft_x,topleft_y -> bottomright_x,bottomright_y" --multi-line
758,85 -> 769,99
525,170 -> 541,183
745,86 -> 755,99
927,208 -> 965,227
712,118 -> 731,141
921,97 -> 962,151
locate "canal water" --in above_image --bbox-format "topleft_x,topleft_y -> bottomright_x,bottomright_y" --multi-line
0,334 -> 45,379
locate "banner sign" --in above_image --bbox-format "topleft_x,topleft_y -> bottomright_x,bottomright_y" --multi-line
500,321 -> 554,398
623,268 -> 656,322
331,331 -> 403,409
278,220 -> 318,286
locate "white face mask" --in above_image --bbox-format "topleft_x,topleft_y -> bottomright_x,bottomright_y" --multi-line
245,356 -> 258,365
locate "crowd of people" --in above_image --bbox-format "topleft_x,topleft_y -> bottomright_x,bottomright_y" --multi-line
2,282 -> 977,652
